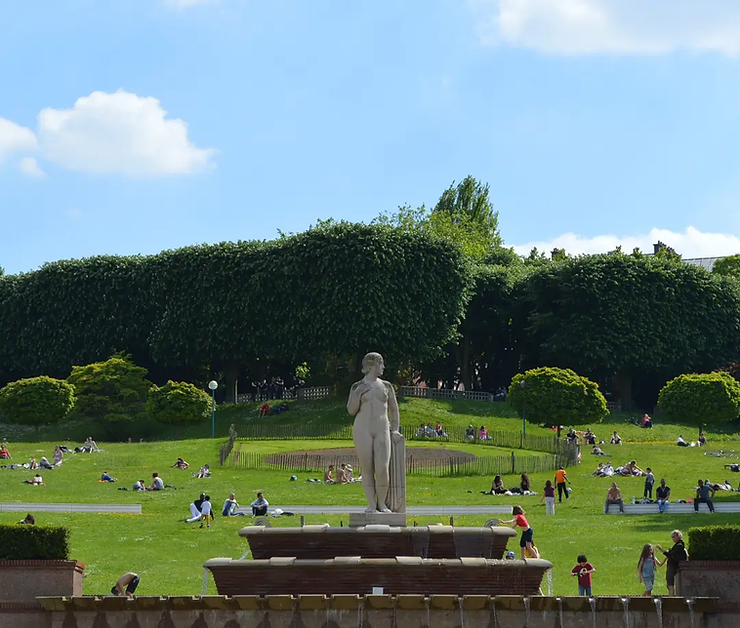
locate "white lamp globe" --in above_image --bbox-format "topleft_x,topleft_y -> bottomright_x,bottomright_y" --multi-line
208,380 -> 218,391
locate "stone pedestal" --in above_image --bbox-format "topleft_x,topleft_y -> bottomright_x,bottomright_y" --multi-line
349,512 -> 407,527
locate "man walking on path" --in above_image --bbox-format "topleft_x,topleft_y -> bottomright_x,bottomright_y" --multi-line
555,467 -> 570,503
644,468 -> 655,499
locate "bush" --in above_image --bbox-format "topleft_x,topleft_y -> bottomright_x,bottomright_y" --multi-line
0,376 -> 75,431
147,380 -> 211,435
67,354 -> 151,439
0,525 -> 70,560
658,372 -> 740,425
688,525 -> 740,561
507,366 -> 608,427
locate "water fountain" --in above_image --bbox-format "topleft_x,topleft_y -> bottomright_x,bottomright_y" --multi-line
686,598 -> 696,628
654,597 -> 663,628
555,597 -> 563,628
621,597 -> 630,628
589,597 -> 597,628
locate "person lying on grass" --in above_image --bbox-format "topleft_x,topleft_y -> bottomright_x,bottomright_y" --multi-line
172,457 -> 190,469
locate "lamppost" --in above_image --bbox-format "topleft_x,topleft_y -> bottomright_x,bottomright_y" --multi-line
208,380 -> 218,439
520,380 -> 527,439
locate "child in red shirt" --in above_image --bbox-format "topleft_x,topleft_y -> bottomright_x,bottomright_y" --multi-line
571,554 -> 596,596
501,505 -> 538,559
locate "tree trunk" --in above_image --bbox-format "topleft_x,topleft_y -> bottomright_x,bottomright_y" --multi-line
223,361 -> 239,404
614,371 -> 633,411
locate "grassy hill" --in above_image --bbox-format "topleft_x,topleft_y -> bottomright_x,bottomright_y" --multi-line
0,396 -> 739,598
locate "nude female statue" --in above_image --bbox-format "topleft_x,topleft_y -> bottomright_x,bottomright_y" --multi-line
347,352 -> 404,513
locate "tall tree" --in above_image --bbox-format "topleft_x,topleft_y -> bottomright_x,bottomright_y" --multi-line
713,254 -> 740,278
518,253 -> 740,409
433,176 -> 500,244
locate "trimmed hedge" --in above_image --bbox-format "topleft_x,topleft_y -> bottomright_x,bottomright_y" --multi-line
688,525 -> 740,561
658,372 -> 740,425
0,524 -> 70,560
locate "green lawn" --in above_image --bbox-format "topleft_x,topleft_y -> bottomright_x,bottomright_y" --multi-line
1,398 -> 739,598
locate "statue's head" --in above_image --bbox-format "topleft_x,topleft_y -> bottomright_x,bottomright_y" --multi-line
361,352 -> 384,376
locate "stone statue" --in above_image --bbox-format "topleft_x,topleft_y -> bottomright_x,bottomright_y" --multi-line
347,352 -> 406,513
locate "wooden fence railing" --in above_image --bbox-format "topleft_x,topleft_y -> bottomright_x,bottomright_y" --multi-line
229,449 -> 570,477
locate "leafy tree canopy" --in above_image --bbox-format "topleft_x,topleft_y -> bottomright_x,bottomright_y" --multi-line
713,254 -> 740,278
67,354 -> 151,436
507,366 -> 608,427
0,376 -> 75,430
147,381 -> 211,430
658,372 -> 740,425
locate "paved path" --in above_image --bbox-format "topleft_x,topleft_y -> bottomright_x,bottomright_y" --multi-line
0,502 -> 142,514
235,505 -> 512,516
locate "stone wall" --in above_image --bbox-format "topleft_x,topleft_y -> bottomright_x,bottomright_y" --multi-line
678,561 -> 740,604
7,595 -> 729,628
0,560 -> 84,602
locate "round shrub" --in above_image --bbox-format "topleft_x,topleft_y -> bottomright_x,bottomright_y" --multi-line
147,380 -> 211,432
507,366 -> 608,427
0,376 -> 75,431
658,372 -> 740,425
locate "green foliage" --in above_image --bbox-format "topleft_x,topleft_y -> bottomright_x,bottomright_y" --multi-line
67,354 -> 151,436
507,366 -> 608,427
520,253 -> 740,377
147,380 -> 211,429
0,376 -> 74,430
658,372 -> 740,425
653,241 -> 682,263
433,176 -> 500,246
712,254 -> 740,278
0,525 -> 70,560
688,525 -> 740,561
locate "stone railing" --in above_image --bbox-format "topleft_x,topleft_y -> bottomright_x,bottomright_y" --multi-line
398,386 -> 495,402
236,386 -> 332,404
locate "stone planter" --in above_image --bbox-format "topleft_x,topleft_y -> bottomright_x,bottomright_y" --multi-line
678,561 -> 740,604
0,560 -> 84,603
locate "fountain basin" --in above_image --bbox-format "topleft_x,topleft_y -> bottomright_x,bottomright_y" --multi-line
204,557 -> 552,597
238,524 -> 517,559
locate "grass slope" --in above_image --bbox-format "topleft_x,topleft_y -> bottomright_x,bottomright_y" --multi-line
0,398 -> 738,598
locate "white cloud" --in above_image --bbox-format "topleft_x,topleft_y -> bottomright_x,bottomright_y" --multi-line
471,0 -> 740,55
18,157 -> 45,178
37,90 -> 215,176
0,118 -> 36,160
513,227 -> 740,259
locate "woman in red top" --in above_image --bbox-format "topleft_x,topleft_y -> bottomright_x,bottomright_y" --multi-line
502,505 -> 538,559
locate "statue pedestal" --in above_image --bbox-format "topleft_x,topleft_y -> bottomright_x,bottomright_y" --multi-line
349,512 -> 407,528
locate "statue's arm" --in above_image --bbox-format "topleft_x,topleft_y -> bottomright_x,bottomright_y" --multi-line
385,381 -> 400,432
347,382 -> 362,416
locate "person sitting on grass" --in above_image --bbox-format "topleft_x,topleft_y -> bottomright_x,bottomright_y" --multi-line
610,431 -> 622,445
222,492 -> 246,516
23,473 -> 44,486
641,414 -> 653,428
197,464 -> 211,478
187,493 -> 206,522
100,471 -> 116,483
592,463 -> 606,476
259,402 -> 270,417
172,457 -> 190,470
0,444 -> 11,459
677,435 -> 690,447
698,431 -> 707,446
583,429 -> 596,445
520,473 -> 531,493
488,475 -> 505,494
29,457 -> 38,470
39,457 -> 53,470
620,460 -> 644,476
146,472 -> 164,491
251,492 -> 269,516
339,463 -> 352,483
465,425 -> 476,440
53,446 -> 64,466
18,513 -> 35,525
478,425 -> 491,440
324,465 -> 335,484
133,479 -> 146,491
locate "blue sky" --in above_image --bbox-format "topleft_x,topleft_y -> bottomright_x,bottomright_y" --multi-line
3,0 -> 740,274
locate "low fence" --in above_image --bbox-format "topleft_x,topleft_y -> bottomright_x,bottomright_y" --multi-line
231,424 -> 576,458
398,386 -> 495,402
228,449 -> 569,477
235,386 -> 332,404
